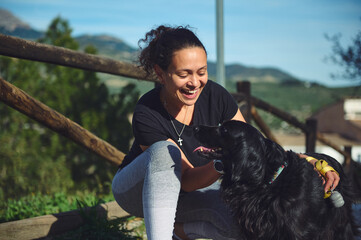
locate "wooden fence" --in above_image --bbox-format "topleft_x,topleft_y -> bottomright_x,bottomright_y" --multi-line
0,34 -> 357,239
0,201 -> 128,240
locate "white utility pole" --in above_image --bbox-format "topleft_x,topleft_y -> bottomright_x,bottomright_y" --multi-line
216,0 -> 225,87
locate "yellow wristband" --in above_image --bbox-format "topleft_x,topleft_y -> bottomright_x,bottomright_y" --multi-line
315,159 -> 339,177
320,166 -> 339,177
315,159 -> 328,170
305,156 -> 317,162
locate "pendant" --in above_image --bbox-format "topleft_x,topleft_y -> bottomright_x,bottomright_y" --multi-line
177,137 -> 183,146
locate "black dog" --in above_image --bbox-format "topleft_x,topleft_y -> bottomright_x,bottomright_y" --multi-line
194,120 -> 359,240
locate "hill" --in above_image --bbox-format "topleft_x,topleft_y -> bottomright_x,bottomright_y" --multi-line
207,62 -> 301,85
0,8 -> 43,39
75,34 -> 138,62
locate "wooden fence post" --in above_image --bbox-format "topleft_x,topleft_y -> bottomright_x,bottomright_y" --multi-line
344,145 -> 352,168
237,81 -> 251,123
250,106 -> 279,144
305,118 -> 317,153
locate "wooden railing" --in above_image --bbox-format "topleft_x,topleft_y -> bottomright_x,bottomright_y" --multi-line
0,34 -> 154,81
233,82 -> 353,163
0,34 -> 356,239
0,34 -> 156,167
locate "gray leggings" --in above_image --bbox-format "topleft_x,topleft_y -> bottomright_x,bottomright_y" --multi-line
112,141 -> 240,240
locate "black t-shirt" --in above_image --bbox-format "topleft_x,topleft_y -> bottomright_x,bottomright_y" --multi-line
119,80 -> 239,169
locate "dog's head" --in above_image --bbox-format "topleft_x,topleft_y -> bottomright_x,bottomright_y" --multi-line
193,120 -> 286,184
194,120 -> 265,158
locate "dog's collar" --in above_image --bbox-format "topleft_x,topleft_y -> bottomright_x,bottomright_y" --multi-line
269,162 -> 288,184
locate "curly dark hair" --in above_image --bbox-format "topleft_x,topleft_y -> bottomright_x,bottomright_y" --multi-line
138,25 -> 207,77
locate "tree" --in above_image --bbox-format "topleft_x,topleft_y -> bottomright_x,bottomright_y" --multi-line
39,16 -> 79,50
0,17 -> 140,201
326,29 -> 361,85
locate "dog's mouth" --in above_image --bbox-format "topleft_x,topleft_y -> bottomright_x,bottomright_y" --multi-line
193,146 -> 223,159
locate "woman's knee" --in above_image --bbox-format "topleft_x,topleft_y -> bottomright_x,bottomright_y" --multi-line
147,141 -> 182,173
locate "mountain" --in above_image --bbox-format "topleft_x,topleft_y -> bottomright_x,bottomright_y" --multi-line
75,34 -> 138,62
207,62 -> 301,85
0,8 -> 303,85
0,8 -> 43,39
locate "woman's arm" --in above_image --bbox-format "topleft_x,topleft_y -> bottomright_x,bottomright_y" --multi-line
167,139 -> 221,192
141,140 -> 221,192
231,109 -> 246,122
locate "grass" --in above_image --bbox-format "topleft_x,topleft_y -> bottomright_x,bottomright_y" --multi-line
0,192 -> 114,223
1,192 -> 147,239
54,200 -> 144,240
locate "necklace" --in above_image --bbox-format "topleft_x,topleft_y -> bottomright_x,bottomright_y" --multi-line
163,99 -> 188,146
169,114 -> 186,146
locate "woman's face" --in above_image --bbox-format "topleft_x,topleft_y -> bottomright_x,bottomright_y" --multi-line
158,47 -> 208,108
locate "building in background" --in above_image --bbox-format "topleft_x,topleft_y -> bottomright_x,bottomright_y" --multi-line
312,98 -> 361,142
277,98 -> 361,164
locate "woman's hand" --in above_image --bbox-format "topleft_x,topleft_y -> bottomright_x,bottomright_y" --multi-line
165,139 -> 220,192
324,170 -> 340,193
298,153 -> 340,193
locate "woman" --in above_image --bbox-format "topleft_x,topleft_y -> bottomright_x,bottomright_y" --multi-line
112,25 -> 339,240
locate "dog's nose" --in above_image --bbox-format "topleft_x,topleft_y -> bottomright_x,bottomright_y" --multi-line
193,126 -> 200,133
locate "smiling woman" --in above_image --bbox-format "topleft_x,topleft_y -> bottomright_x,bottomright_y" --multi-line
156,47 -> 208,121
111,25 -> 245,240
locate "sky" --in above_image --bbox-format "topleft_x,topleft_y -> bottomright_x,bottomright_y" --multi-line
1,0 -> 360,87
